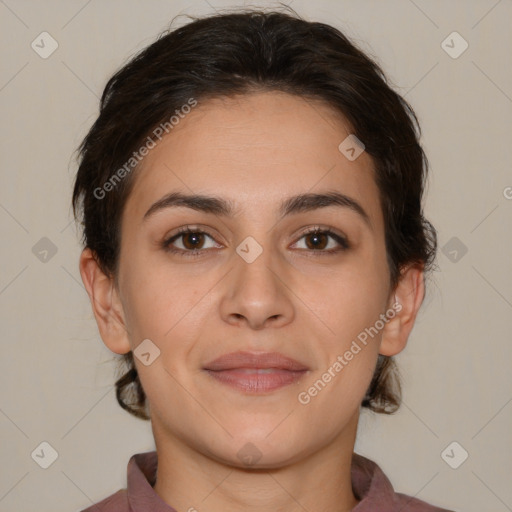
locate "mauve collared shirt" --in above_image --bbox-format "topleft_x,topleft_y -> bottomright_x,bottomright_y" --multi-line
80,451 -> 454,512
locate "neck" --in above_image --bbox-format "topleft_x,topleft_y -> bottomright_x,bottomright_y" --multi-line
152,413 -> 361,512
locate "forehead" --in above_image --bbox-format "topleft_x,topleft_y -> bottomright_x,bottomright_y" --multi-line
123,91 -> 383,229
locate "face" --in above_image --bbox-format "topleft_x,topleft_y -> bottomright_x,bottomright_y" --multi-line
109,91 -> 399,467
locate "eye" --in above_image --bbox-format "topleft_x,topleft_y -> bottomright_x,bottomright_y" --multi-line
162,227 -> 221,256
162,225 -> 350,258
292,227 -> 349,253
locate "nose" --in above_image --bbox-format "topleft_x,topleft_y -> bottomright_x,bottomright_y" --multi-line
219,245 -> 295,330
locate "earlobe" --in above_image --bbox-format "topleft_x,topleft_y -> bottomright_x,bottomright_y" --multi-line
79,248 -> 131,355
379,264 -> 425,357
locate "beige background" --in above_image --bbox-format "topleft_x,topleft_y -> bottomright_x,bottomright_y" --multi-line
1,1 -> 511,511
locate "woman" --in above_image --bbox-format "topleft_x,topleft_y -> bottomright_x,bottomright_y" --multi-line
73,7 -> 452,511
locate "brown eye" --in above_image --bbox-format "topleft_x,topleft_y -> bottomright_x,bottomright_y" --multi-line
181,232 -> 206,250
292,228 -> 350,253
163,227 -> 221,256
305,232 -> 329,250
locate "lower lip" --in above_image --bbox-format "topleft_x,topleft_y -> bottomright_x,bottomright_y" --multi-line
204,368 -> 308,393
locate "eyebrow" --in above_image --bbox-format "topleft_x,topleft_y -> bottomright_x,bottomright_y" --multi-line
142,190 -> 372,230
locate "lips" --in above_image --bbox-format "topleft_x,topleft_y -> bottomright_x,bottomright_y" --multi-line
203,351 -> 309,393
203,351 -> 309,371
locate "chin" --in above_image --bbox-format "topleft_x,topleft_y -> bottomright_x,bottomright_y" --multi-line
213,431 -> 309,469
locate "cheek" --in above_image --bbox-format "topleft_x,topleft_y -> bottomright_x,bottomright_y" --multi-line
119,253 -> 215,350
296,255 -> 389,404
301,257 -> 389,341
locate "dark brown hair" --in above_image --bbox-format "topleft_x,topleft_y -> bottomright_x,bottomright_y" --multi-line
72,7 -> 437,420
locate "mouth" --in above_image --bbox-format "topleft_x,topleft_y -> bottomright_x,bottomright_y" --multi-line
202,351 -> 309,393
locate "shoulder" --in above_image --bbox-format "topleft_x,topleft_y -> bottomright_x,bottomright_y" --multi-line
352,453 -> 455,512
394,491 -> 456,512
79,488 -> 128,512
77,450 -> 158,512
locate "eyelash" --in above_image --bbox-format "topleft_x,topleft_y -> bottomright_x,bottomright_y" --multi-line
161,225 -> 350,258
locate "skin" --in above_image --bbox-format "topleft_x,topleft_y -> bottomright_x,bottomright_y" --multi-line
80,91 -> 424,512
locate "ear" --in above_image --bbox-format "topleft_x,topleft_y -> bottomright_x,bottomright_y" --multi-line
379,264 -> 425,357
79,248 -> 131,355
